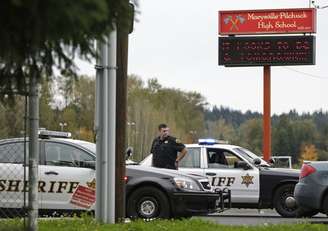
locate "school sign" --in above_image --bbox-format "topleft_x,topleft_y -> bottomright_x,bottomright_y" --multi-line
218,8 -> 316,67
219,8 -> 316,35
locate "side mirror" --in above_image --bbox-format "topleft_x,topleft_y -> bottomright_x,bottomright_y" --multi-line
253,158 -> 261,165
235,160 -> 251,170
126,147 -> 133,160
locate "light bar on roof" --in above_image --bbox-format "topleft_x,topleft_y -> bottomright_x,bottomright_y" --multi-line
198,138 -> 229,145
38,130 -> 71,138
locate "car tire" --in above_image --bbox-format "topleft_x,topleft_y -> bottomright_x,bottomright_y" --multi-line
126,186 -> 170,219
273,184 -> 298,218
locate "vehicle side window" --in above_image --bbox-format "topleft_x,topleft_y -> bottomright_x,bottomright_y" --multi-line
207,148 -> 241,169
179,148 -> 201,168
45,142 -> 93,167
0,142 -> 28,164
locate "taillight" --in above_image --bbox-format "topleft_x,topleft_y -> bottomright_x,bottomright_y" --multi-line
124,176 -> 128,182
299,164 -> 316,179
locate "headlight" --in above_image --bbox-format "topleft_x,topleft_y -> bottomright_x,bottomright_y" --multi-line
173,177 -> 202,191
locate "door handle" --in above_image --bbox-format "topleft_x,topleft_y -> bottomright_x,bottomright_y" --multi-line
206,172 -> 217,176
45,171 -> 58,175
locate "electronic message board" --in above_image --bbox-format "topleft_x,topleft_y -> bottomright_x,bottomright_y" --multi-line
218,35 -> 315,67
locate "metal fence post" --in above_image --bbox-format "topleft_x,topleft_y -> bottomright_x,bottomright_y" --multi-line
28,73 -> 39,231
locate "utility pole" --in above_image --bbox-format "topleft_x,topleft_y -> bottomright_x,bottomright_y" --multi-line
115,1 -> 133,222
96,3 -> 133,223
95,37 -> 108,222
95,27 -> 117,224
107,28 -> 117,224
115,29 -> 127,222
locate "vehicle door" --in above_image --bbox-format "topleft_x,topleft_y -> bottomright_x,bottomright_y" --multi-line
178,147 -> 205,176
39,141 -> 95,211
204,148 -> 260,204
0,141 -> 39,211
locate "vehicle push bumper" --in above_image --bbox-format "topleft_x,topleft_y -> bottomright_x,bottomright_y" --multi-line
170,188 -> 231,216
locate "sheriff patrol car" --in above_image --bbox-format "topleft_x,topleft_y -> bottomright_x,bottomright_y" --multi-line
141,139 -> 303,218
0,131 -> 230,219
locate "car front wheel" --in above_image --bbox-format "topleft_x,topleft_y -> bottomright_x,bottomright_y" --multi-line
127,186 -> 170,219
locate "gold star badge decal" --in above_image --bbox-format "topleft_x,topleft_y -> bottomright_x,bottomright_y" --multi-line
241,173 -> 254,187
87,179 -> 96,189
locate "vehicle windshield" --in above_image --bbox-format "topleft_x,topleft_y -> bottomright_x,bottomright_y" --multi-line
233,147 -> 270,167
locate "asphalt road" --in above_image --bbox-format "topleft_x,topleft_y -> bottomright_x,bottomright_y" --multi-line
195,209 -> 328,225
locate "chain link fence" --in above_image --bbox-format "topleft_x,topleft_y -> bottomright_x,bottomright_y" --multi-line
0,95 -> 28,224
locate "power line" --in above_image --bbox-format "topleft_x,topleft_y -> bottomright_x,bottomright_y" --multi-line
281,66 -> 328,80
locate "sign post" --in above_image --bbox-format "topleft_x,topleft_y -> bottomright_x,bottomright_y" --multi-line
263,66 -> 271,161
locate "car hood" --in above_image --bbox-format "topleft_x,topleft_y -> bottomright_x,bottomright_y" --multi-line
127,165 -> 206,180
260,167 -> 300,178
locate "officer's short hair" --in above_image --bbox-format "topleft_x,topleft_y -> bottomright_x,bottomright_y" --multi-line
158,123 -> 168,130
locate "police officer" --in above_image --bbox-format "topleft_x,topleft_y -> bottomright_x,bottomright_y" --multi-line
150,123 -> 187,169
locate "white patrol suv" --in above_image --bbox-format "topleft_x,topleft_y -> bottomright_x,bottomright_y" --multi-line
141,139 -> 303,218
0,131 -> 229,219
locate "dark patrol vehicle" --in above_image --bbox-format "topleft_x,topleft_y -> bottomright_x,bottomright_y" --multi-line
141,139 -> 304,217
0,131 -> 230,219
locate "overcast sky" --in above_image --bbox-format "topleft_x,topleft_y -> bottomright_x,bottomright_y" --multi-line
80,0 -> 328,115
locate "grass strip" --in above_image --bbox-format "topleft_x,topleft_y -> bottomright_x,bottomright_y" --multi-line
0,216 -> 327,231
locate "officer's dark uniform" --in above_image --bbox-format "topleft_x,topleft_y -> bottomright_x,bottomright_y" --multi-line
150,135 -> 185,169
